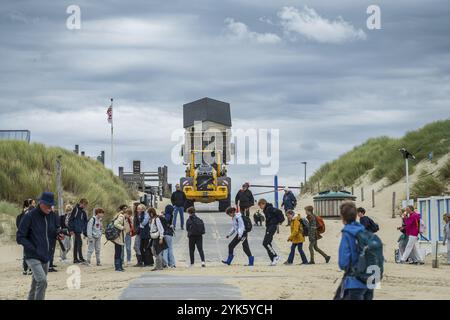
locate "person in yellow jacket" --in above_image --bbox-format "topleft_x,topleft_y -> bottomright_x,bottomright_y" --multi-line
112,205 -> 131,271
284,210 -> 309,265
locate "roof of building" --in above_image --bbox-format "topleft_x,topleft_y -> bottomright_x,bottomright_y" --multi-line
183,97 -> 232,128
313,190 -> 356,200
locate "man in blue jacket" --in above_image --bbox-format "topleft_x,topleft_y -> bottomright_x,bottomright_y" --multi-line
16,192 -> 58,300
69,198 -> 88,263
281,187 -> 297,226
338,202 -> 374,300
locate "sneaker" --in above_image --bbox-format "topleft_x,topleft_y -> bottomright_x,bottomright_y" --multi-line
22,271 -> 28,275
73,259 -> 81,264
201,262 -> 206,268
325,256 -> 331,264
283,261 -> 292,265
48,267 -> 57,272
96,262 -> 102,267
27,270 -> 33,275
270,256 -> 280,266
308,261 -> 315,265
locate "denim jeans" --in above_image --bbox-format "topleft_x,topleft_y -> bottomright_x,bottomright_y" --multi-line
173,206 -> 184,229
122,234 -> 132,262
163,235 -> 176,267
287,243 -> 308,264
26,259 -> 49,300
134,234 -> 141,256
343,288 -> 374,300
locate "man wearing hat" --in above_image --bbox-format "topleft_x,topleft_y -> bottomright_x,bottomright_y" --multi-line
282,187 -> 297,226
17,192 -> 59,300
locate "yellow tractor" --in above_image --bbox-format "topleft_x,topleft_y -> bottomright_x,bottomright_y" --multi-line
180,98 -> 232,211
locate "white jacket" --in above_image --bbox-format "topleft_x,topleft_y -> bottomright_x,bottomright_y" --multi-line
227,212 -> 245,238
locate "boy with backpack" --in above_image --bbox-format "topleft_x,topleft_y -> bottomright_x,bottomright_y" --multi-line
305,206 -> 330,264
222,207 -> 254,266
185,207 -> 206,267
336,201 -> 383,300
357,207 -> 379,233
284,210 -> 308,265
86,208 -> 104,266
258,198 -> 285,266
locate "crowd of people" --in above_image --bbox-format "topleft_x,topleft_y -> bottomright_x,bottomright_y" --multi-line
14,183 -> 450,300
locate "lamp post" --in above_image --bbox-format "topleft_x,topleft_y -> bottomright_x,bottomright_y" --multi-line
399,148 -> 415,202
301,161 -> 307,193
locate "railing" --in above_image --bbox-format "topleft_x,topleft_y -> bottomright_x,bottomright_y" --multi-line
0,130 -> 31,143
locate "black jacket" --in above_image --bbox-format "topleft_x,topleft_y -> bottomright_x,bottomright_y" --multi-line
68,204 -> 88,235
235,189 -> 255,208
16,206 -> 56,263
263,203 -> 281,227
186,215 -> 205,237
16,210 -> 26,229
171,190 -> 187,207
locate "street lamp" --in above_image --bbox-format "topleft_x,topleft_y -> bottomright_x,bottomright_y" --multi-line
399,148 -> 415,201
301,161 -> 307,192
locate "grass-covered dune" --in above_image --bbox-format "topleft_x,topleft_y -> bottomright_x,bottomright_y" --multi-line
308,119 -> 450,191
0,141 -> 135,217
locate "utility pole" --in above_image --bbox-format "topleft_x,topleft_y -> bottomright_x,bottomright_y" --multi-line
301,161 -> 307,193
56,155 -> 63,214
399,148 -> 415,202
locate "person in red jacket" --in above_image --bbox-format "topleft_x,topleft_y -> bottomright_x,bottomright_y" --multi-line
400,205 -> 423,264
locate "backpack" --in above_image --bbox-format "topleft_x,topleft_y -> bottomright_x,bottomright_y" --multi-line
300,218 -> 309,237
347,230 -> 384,285
242,215 -> 252,233
316,216 -> 326,234
366,216 -> 379,233
189,217 -> 205,236
105,216 -> 121,241
274,208 -> 285,224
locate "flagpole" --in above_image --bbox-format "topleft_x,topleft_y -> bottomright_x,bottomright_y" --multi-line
110,98 -> 114,174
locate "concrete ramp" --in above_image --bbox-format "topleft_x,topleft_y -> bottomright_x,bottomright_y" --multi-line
120,274 -> 241,300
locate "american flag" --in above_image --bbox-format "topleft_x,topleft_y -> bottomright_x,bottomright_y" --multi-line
107,105 -> 112,124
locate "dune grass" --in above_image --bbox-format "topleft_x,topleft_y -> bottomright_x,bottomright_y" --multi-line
0,141 -> 136,219
308,119 -> 450,191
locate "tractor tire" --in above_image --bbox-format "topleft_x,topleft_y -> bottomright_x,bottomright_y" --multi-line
218,194 -> 231,212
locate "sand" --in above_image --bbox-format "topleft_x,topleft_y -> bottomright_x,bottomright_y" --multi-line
1,160 -> 449,300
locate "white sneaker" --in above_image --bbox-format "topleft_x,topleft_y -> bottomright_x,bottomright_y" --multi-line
201,262 -> 206,268
270,256 -> 280,266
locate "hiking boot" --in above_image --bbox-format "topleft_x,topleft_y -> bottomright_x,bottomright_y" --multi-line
246,256 -> 254,266
325,256 -> 331,264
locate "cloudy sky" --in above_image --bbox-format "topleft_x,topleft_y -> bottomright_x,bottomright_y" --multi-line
1,0 -> 449,200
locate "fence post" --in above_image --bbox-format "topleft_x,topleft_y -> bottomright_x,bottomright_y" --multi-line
351,186 -> 354,195
274,175 -> 279,208
361,187 -> 364,202
392,192 -> 396,218
372,189 -> 375,208
56,156 -> 63,214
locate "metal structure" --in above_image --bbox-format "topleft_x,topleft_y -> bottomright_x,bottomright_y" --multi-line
0,130 -> 31,143
119,162 -> 171,198
399,148 -> 416,201
251,176 -> 301,209
313,190 -> 356,217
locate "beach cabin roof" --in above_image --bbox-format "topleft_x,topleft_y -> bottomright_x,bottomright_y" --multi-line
183,97 -> 232,128
313,190 -> 356,217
